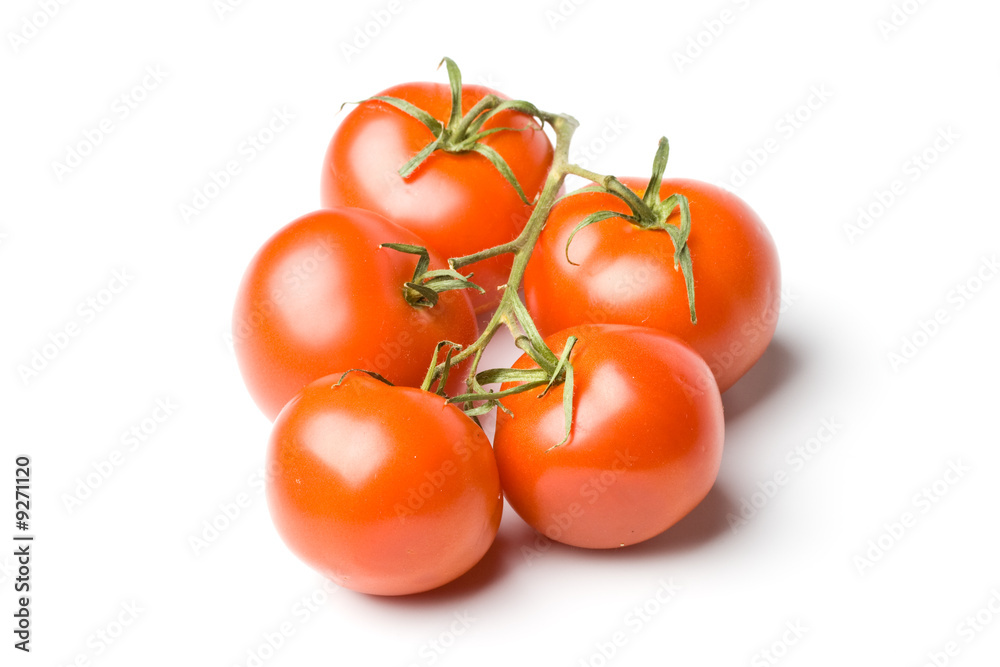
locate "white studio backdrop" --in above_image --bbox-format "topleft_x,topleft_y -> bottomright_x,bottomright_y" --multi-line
2,0 -> 999,665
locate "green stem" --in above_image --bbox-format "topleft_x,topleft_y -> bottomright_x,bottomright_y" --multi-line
428,113 -> 581,382
563,162 -> 610,183
562,164 -> 653,220
450,94 -> 500,138
464,345 -> 487,393
449,239 -> 520,271
602,176 -> 653,219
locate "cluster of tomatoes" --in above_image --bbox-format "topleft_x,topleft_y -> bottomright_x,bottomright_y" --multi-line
233,60 -> 780,596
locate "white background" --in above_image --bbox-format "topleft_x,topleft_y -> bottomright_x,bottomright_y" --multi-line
2,0 -> 999,665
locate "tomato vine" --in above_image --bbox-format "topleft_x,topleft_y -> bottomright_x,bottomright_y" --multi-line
373,58 -> 700,445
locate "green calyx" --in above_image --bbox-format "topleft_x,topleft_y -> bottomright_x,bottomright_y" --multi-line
381,243 -> 483,309
564,137 -> 698,323
448,335 -> 578,449
364,57 -> 547,204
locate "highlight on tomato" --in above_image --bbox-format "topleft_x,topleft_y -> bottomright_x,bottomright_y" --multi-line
523,140 -> 780,392
491,324 -> 725,549
266,372 -> 503,596
320,58 -> 554,313
232,208 -> 478,420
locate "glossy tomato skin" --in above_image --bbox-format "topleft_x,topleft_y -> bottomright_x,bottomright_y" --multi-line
492,324 -> 724,549
266,373 -> 503,596
321,82 -> 554,313
524,178 -> 780,392
233,208 -> 477,420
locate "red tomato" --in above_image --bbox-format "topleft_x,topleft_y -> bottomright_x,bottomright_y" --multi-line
492,324 -> 724,549
266,372 -> 503,595
524,178 -> 780,392
233,208 -> 477,420
321,82 -> 554,313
